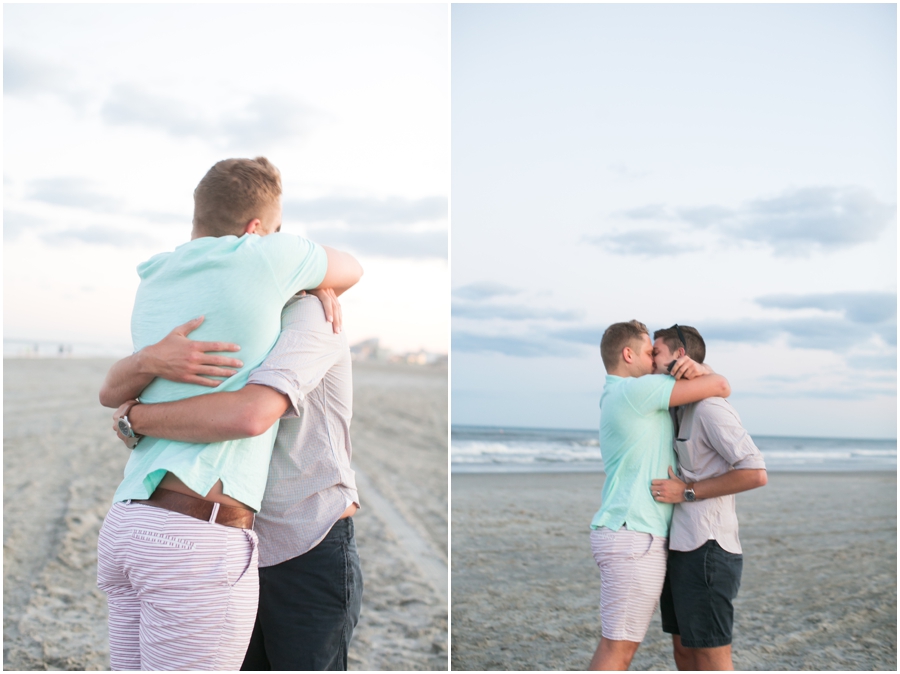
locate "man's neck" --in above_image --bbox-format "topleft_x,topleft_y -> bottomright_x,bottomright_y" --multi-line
607,365 -> 636,378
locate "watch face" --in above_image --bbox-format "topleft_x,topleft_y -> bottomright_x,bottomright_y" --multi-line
684,490 -> 695,502
117,418 -> 134,438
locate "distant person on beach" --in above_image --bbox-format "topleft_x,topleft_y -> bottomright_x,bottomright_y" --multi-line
109,291 -> 362,671
97,157 -> 362,671
649,325 -> 767,671
588,320 -> 730,671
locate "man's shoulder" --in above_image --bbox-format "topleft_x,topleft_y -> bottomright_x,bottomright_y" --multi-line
694,397 -> 737,418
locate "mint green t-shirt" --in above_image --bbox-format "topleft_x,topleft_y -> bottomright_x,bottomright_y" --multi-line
590,374 -> 677,537
113,232 -> 327,511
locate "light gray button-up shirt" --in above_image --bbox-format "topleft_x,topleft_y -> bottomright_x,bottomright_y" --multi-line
247,294 -> 358,568
670,397 -> 766,554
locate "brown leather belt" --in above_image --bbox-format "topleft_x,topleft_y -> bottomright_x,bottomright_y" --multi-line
134,488 -> 256,530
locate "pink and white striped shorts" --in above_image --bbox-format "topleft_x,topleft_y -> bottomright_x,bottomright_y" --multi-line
97,500 -> 259,671
590,526 -> 668,643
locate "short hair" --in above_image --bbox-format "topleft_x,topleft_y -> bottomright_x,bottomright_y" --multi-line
193,157 -> 282,236
600,320 -> 649,371
653,325 -> 706,364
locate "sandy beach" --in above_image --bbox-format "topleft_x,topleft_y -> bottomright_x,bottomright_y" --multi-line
451,471 -> 896,671
3,357 -> 448,671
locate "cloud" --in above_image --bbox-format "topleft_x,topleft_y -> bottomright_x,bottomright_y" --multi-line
4,50 -> 68,96
28,178 -> 123,212
617,204 -> 671,220
283,196 -> 447,226
756,291 -> 896,324
604,186 -> 894,257
551,326 -> 606,347
101,85 -> 315,148
304,226 -> 446,259
452,331 -> 580,358
101,84 -> 206,138
452,282 -> 521,301
134,209 -> 191,225
701,316 -> 895,354
732,186 -> 894,254
845,353 -> 899,372
452,303 -> 582,321
4,49 -> 87,108
4,210 -> 48,241
40,225 -> 159,249
584,230 -> 703,256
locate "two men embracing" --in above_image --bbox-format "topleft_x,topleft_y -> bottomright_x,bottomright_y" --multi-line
588,320 -> 767,671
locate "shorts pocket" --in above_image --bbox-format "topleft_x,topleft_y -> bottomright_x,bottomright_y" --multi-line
225,529 -> 258,587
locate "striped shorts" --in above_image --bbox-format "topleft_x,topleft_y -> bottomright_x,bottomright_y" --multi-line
590,526 -> 668,643
97,501 -> 259,671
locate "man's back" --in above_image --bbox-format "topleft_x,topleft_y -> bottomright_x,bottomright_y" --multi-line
246,293 -> 357,567
115,232 -> 327,510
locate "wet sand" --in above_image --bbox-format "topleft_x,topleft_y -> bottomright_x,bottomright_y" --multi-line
3,358 -> 448,671
451,471 -> 896,671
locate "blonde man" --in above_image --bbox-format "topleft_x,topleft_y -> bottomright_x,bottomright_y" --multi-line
97,157 -> 362,671
589,320 -> 729,671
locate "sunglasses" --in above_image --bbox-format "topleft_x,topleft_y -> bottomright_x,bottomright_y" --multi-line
671,324 -> 687,349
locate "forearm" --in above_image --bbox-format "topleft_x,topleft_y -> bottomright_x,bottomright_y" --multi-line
99,352 -> 154,408
128,385 -> 289,443
692,469 -> 767,500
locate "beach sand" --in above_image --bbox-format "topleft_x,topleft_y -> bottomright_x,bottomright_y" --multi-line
3,357 -> 448,671
451,471 -> 896,671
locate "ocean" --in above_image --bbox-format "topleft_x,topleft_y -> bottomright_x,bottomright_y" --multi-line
451,425 -> 897,473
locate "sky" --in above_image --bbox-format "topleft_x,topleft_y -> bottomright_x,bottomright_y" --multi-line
4,4 -> 448,356
451,4 -> 897,439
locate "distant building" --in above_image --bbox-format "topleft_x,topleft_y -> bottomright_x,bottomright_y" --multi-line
350,338 -> 446,366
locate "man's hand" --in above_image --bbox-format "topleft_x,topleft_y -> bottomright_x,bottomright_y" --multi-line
651,466 -> 687,503
139,316 -> 244,387
670,356 -> 714,380
302,288 -> 343,334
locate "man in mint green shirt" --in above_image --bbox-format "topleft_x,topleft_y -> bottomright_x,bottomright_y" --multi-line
96,157 -> 362,671
588,320 -> 730,671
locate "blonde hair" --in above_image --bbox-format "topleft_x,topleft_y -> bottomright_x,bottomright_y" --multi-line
600,320 -> 648,371
193,157 -> 282,236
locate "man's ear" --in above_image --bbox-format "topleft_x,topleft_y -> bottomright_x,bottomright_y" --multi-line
243,218 -> 262,235
677,347 -> 686,358
622,346 -> 634,364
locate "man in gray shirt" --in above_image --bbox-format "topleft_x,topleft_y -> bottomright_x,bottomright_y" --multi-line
649,325 -> 767,671
112,292 -> 361,670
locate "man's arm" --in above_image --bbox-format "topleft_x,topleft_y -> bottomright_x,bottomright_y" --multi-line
99,317 -> 243,408
652,465 -> 767,503
316,246 -> 363,296
115,385 -> 289,443
669,375 -> 730,407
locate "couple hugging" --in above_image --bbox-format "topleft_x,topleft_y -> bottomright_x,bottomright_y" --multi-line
97,157 -> 364,671
589,321 -> 768,671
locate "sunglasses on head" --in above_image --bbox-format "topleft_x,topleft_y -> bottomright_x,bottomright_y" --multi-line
671,324 -> 687,349
665,325 -> 687,374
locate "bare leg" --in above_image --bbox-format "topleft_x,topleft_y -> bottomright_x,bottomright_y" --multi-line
693,644 -> 734,671
588,637 -> 641,671
671,635 -> 696,671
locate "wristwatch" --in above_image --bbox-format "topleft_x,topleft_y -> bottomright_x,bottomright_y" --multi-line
683,483 -> 696,502
117,399 -> 144,449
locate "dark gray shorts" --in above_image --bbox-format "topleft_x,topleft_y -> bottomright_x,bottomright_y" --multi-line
660,540 -> 742,649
